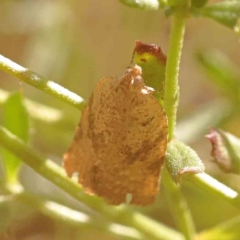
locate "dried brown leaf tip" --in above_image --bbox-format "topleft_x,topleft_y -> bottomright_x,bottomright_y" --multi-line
134,40 -> 167,65
206,128 -> 240,174
63,65 -> 168,205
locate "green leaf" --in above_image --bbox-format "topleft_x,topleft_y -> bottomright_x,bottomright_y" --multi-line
1,91 -> 30,183
165,141 -> 205,183
194,1 -> 240,28
197,50 -> 240,101
119,0 -> 160,10
206,128 -> 240,174
133,40 -> 166,101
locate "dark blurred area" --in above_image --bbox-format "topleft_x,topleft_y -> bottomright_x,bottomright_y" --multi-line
1,0 -> 240,239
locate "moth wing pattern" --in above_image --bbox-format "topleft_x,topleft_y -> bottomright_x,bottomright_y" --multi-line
64,65 -> 168,205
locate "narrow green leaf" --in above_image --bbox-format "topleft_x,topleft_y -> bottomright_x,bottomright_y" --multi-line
1,91 -> 30,183
119,0 -> 160,10
206,128 -> 240,174
166,141 -> 205,183
197,50 -> 240,101
194,1 -> 240,28
133,40 -> 166,101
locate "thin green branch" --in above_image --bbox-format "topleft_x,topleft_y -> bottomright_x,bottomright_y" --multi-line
0,55 -> 86,110
163,9 -> 194,239
0,125 -> 183,240
1,184 -> 142,240
162,168 -> 196,240
187,173 -> 240,211
164,12 -> 187,140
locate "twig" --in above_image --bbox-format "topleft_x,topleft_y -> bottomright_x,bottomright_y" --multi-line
0,125 -> 184,240
1,184 -> 142,240
164,12 -> 186,140
0,55 -> 86,110
162,168 -> 196,240
187,173 -> 240,211
162,10 -> 195,239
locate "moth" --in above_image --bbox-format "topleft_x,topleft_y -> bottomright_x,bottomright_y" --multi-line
63,64 -> 168,205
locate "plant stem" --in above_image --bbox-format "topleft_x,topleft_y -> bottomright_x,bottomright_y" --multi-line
1,184 -> 142,240
0,125 -> 183,240
0,55 -> 86,110
162,168 -> 196,240
187,173 -> 240,211
164,12 -> 187,140
163,10 -> 194,239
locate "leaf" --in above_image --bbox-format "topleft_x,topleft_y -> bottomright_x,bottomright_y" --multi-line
165,141 -> 205,183
64,65 -> 168,205
194,1 -> 240,28
133,40 -> 166,101
119,0 -> 160,10
206,128 -> 240,174
197,50 -> 240,101
1,91 -> 30,183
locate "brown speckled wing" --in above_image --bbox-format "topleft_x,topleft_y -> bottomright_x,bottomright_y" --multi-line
63,65 -> 168,205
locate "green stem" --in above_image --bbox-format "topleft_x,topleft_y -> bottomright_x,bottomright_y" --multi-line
0,55 -> 86,110
1,184 -> 142,240
187,173 -> 240,211
164,12 -> 187,140
0,125 -> 183,240
162,168 -> 196,240
163,10 -> 193,239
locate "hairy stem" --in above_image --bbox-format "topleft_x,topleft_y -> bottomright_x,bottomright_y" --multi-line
188,173 -> 240,211
162,168 -> 196,240
164,12 -> 186,140
0,55 -> 85,110
163,10 -> 194,239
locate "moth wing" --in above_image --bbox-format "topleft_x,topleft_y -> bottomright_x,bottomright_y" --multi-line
84,72 -> 168,205
63,76 -> 117,190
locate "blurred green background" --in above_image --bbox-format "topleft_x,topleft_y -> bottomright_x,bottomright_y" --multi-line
0,0 -> 240,239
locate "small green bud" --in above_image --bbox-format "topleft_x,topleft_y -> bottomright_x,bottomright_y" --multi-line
165,141 -> 205,183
